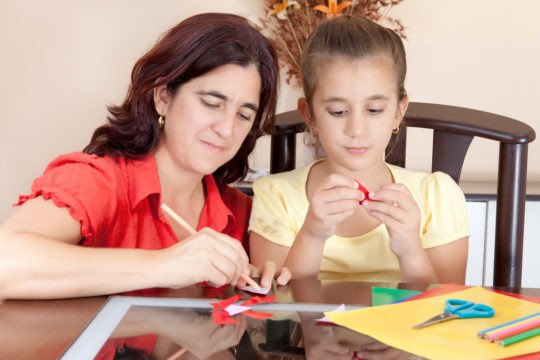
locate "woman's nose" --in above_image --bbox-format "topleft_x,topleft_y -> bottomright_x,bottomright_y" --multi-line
212,112 -> 235,138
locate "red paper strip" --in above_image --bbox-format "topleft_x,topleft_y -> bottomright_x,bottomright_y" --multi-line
211,295 -> 277,324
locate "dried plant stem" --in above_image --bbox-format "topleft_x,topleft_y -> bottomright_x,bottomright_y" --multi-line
286,16 -> 303,56
276,33 -> 300,68
304,0 -> 313,33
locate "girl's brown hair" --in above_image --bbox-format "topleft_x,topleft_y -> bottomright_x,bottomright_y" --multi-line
301,15 -> 407,105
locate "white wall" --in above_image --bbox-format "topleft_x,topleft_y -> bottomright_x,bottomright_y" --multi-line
1,0 -> 539,221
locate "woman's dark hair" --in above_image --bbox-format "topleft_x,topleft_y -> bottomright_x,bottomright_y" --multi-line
83,13 -> 279,188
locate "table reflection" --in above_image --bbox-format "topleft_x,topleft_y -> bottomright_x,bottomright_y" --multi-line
95,306 -> 424,360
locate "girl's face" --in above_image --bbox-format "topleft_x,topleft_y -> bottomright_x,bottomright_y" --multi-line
303,56 -> 407,175
154,64 -> 261,176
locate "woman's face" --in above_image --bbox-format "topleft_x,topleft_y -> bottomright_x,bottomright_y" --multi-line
154,64 -> 261,177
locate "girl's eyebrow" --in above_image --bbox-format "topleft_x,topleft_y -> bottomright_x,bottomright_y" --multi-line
322,94 -> 391,103
197,90 -> 259,112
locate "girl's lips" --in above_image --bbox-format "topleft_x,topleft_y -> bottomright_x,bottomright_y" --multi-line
346,146 -> 369,155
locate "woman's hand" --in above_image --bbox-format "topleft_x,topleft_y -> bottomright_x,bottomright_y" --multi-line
304,174 -> 364,241
155,227 -> 250,289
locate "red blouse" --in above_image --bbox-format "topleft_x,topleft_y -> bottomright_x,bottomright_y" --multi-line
17,152 -> 251,250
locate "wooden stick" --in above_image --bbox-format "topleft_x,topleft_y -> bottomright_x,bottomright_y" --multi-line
240,273 -> 262,291
161,203 -> 196,234
160,203 -> 261,291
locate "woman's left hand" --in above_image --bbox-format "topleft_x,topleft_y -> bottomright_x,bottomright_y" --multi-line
361,183 -> 422,258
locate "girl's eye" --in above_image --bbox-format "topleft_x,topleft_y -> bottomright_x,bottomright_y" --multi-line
367,108 -> 383,115
329,109 -> 347,117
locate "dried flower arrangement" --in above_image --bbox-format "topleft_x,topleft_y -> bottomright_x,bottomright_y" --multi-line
259,0 -> 406,85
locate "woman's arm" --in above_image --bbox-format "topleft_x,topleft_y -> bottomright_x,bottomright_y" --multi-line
0,198 -> 252,299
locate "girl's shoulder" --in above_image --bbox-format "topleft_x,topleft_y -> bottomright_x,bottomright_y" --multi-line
388,163 -> 463,195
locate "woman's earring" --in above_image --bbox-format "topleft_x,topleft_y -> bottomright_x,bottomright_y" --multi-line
158,115 -> 165,129
392,126 -> 400,135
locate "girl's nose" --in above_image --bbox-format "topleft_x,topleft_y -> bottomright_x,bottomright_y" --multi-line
344,113 -> 367,137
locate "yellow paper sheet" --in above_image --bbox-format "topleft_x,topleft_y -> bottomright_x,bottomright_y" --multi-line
325,287 -> 540,360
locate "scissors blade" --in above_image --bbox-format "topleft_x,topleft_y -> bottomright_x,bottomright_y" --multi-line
412,312 -> 459,329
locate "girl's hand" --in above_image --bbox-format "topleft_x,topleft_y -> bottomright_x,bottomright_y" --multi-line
361,183 -> 422,258
237,261 -> 291,289
305,174 -> 364,241
156,227 -> 250,289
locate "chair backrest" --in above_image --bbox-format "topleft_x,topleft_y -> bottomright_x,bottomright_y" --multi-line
270,102 -> 536,288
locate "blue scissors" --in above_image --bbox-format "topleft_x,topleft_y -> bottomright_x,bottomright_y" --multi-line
412,298 -> 495,329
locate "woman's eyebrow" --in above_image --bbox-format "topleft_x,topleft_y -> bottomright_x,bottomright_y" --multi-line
197,90 -> 259,112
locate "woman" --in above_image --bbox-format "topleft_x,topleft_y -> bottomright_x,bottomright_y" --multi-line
0,13 -> 289,300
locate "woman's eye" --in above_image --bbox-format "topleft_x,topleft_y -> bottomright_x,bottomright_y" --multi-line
201,99 -> 220,109
238,112 -> 254,122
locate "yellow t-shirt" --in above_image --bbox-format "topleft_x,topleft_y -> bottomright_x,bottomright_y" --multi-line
248,162 -> 469,282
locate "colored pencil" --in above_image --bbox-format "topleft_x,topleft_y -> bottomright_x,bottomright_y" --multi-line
498,327 -> 540,347
160,203 -> 261,291
478,312 -> 540,338
489,318 -> 540,342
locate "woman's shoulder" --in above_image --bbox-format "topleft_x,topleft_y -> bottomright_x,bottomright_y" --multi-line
45,152 -> 122,172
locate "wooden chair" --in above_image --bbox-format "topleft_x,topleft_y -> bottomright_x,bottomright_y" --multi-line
269,102 -> 536,288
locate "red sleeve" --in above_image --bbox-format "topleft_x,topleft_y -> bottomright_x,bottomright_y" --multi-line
15,152 -> 124,245
220,185 -> 252,253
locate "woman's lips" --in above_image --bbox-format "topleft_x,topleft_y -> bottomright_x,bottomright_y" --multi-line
201,140 -> 226,153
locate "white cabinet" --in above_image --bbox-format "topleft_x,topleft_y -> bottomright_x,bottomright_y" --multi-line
466,200 -> 540,287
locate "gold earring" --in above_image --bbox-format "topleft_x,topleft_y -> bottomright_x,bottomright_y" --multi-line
158,115 -> 165,129
310,128 -> 318,137
392,126 -> 400,135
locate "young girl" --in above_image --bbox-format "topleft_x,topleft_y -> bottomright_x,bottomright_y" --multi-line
0,13 -> 289,300
249,15 -> 469,284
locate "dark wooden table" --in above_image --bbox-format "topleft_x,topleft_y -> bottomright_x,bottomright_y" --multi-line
1,281 -> 538,359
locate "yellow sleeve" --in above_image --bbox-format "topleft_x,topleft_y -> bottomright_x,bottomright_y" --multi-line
420,171 -> 470,248
248,173 -> 307,247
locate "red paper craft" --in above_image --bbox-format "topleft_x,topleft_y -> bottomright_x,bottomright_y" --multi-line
211,295 -> 276,324
356,181 -> 373,204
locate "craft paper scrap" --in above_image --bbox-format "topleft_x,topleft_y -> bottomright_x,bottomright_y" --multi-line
211,295 -> 276,324
225,304 -> 251,316
240,285 -> 271,295
315,304 -> 346,324
325,287 -> 540,360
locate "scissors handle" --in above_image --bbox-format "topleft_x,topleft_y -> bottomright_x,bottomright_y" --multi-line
445,299 -> 495,319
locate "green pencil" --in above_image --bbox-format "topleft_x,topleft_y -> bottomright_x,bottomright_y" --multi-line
498,327 -> 540,347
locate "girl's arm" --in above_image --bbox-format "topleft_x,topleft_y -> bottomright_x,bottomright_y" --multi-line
250,174 -> 363,279
364,183 -> 468,284
426,237 -> 468,283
